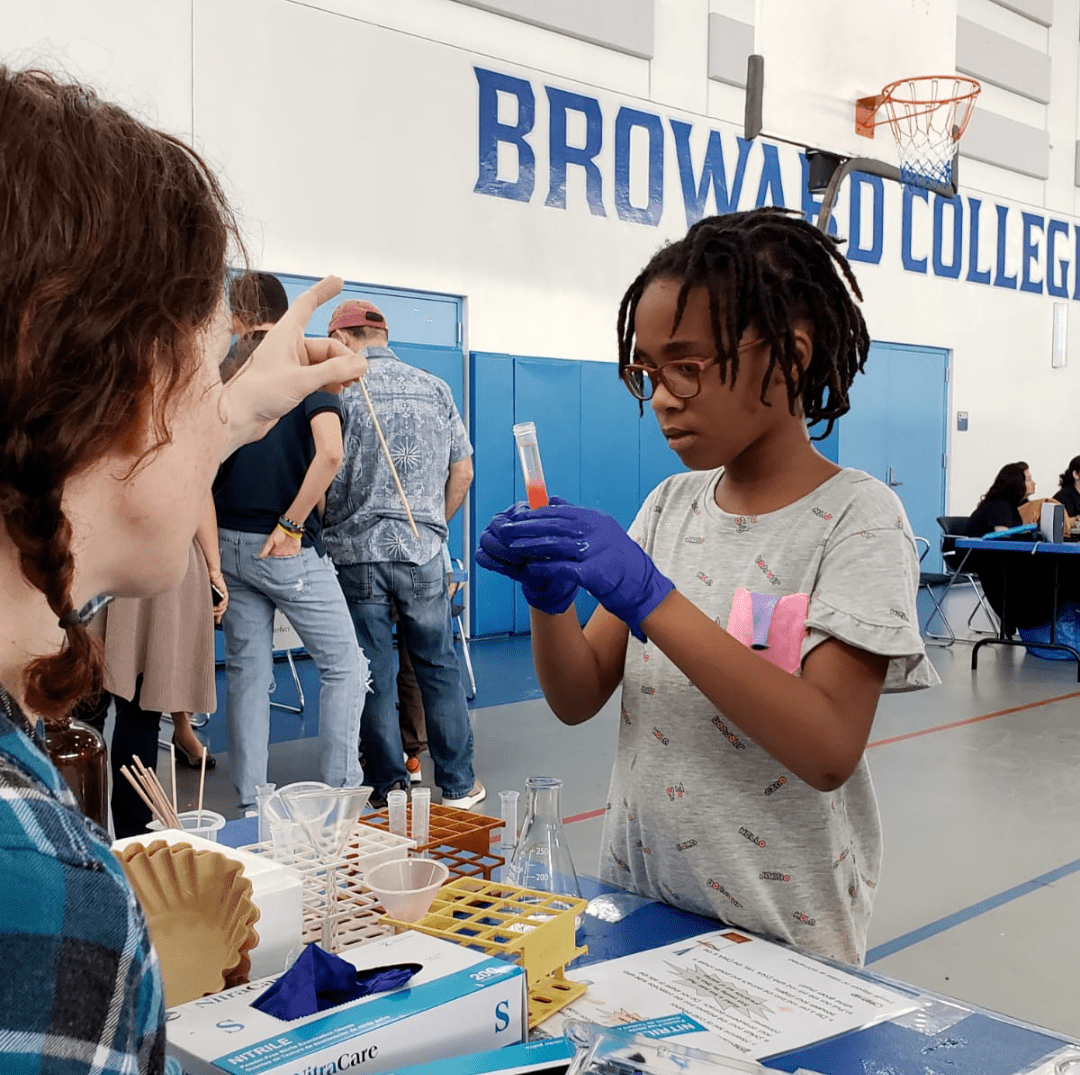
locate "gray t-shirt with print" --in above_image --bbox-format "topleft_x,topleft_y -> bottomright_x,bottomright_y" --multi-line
599,467 -> 938,965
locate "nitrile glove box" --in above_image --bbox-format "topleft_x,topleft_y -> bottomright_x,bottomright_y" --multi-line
166,931 -> 527,1075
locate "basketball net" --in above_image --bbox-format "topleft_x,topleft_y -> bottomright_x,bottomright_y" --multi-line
878,76 -> 981,191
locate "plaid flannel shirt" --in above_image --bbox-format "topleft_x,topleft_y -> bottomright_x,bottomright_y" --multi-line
0,701 -> 166,1073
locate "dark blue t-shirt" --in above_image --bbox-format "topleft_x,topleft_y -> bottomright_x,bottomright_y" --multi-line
214,391 -> 342,554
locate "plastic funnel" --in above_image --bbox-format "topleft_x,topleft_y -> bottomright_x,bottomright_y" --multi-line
276,785 -> 373,862
366,858 -> 449,922
262,781 -> 330,825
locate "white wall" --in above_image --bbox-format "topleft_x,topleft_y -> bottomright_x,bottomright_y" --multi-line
5,0 -> 1080,513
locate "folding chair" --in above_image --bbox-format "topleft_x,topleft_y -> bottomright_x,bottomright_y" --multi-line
937,515 -> 999,635
269,608 -> 305,714
450,557 -> 477,700
917,535 -> 955,646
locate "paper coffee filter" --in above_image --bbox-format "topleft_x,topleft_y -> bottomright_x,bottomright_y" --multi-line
115,839 -> 261,1007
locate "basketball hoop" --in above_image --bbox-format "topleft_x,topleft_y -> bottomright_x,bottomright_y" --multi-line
856,75 -> 981,191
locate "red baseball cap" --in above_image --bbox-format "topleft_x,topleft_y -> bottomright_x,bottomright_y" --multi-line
328,299 -> 389,335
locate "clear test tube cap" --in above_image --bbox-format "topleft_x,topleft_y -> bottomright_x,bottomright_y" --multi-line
512,421 -> 537,440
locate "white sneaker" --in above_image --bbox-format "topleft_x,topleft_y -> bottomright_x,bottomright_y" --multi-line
442,781 -> 486,811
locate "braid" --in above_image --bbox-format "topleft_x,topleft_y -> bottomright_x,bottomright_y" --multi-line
617,207 -> 870,439
1,447 -> 104,723
1,66 -> 239,724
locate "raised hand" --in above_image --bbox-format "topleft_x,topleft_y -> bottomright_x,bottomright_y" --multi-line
223,276 -> 368,455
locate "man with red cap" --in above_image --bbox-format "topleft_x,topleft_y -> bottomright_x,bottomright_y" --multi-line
324,300 -> 483,810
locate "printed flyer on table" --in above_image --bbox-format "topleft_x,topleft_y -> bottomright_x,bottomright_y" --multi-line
544,929 -> 919,1061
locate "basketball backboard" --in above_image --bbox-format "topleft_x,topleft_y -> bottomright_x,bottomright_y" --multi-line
746,0 -> 958,173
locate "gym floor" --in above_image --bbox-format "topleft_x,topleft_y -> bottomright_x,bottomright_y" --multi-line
151,586 -> 1080,1039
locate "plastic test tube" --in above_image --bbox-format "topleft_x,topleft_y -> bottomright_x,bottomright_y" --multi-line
255,783 -> 277,845
513,422 -> 549,509
387,789 -> 408,838
411,787 -> 430,857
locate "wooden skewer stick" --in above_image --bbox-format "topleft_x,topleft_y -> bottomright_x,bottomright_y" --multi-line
358,379 -> 419,539
120,765 -> 165,824
169,742 -> 178,815
132,756 -> 181,828
197,749 -> 207,826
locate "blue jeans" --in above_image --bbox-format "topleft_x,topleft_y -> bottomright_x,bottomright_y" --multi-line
337,555 -> 474,800
219,530 -> 368,807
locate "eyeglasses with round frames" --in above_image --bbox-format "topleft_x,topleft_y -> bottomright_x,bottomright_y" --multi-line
620,338 -> 765,402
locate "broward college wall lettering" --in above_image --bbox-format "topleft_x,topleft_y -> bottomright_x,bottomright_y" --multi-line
473,66 -> 1079,302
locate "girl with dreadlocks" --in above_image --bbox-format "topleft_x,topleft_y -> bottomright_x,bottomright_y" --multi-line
478,207 -> 937,965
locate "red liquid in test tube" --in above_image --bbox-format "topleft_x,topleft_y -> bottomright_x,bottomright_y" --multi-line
513,421 -> 549,508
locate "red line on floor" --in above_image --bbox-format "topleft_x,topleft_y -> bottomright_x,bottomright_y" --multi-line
562,693 -> 1080,825
867,689 -> 1080,748
563,807 -> 606,825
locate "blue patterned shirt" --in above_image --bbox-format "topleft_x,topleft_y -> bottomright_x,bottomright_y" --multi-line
0,695 -> 166,1073
323,347 -> 472,566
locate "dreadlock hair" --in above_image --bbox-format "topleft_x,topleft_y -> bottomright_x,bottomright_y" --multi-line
616,207 -> 870,438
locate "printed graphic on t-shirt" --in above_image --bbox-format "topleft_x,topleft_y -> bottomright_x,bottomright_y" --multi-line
726,588 -> 810,674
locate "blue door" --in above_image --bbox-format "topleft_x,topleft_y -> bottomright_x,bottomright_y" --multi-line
837,342 -> 949,569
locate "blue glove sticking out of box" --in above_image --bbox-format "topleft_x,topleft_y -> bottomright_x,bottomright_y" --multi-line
253,944 -> 422,1021
478,500 -> 674,641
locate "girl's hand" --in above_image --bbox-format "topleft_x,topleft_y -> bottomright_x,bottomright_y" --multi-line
498,503 -> 674,640
477,499 -> 580,614
223,277 -> 368,456
477,501 -> 532,572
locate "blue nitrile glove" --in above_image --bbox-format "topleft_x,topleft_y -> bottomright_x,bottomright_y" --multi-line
477,499 -> 580,614
498,503 -> 675,642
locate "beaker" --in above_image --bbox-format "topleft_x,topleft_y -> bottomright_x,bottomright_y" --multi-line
505,777 -> 582,902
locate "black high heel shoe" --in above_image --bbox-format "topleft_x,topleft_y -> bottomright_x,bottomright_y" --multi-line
172,735 -> 216,770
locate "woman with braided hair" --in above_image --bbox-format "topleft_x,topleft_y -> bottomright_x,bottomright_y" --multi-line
479,208 -> 937,965
0,66 -> 366,1071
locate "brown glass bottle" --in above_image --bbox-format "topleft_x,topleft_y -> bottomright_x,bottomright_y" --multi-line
46,719 -> 109,828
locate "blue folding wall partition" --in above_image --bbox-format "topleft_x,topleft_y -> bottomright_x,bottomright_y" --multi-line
470,352 -> 685,637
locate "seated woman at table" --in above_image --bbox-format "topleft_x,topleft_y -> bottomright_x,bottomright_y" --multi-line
964,462 -> 1034,536
1052,455 -> 1080,521
962,462 -> 1075,631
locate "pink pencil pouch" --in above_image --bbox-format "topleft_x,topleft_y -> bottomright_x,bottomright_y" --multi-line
726,588 -> 810,675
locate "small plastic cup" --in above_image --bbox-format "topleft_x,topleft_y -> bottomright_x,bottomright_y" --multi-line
147,809 -> 227,842
365,858 -> 449,922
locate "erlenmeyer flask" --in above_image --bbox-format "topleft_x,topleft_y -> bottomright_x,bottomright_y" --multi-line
505,777 -> 582,902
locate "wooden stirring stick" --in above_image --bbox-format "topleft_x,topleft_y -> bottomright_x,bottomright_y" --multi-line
169,742 -> 178,815
120,765 -> 163,822
197,749 -> 207,826
358,379 -> 420,539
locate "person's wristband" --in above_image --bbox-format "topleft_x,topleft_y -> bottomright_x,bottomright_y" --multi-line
278,518 -> 304,542
276,522 -> 303,541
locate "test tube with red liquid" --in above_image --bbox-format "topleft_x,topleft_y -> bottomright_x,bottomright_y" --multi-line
513,421 -> 549,509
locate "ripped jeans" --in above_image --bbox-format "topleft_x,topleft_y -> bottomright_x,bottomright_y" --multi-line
218,529 -> 368,807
